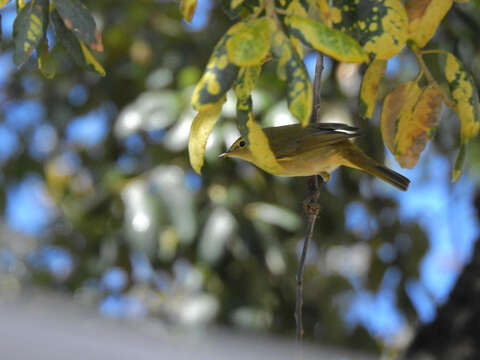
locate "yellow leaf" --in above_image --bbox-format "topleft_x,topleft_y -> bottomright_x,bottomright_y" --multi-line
230,0 -> 245,10
226,17 -> 275,66
236,101 -> 284,174
406,0 -> 453,48
330,0 -> 408,60
79,41 -> 106,76
359,59 -> 387,118
180,0 -> 197,22
192,33 -> 238,110
444,52 -> 480,144
188,97 -> 226,174
451,144 -> 466,182
286,15 -> 368,63
0,0 -> 10,9
381,82 -> 443,168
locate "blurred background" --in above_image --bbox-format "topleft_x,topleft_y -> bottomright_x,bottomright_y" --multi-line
1,0 -> 480,358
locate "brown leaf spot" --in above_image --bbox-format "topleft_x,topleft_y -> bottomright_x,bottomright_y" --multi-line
405,0 -> 430,21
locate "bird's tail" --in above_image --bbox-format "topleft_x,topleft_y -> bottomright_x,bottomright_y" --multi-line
340,143 -> 410,191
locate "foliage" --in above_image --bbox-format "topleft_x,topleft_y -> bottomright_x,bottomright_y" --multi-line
0,0 -> 479,356
186,0 -> 479,181
8,0 -> 104,76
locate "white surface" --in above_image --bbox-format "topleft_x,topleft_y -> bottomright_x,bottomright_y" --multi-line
0,292 -> 374,360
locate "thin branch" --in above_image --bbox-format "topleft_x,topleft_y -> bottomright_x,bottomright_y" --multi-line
295,53 -> 324,344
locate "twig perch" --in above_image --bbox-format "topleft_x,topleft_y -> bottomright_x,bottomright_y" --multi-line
295,53 -> 324,343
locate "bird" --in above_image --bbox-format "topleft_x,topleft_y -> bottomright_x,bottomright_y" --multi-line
219,122 -> 410,191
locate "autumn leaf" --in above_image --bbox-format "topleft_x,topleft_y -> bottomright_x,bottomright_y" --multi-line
406,0 -> 453,48
381,81 -> 443,168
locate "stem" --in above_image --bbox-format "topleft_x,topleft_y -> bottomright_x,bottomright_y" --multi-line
295,53 -> 324,344
414,50 -> 455,108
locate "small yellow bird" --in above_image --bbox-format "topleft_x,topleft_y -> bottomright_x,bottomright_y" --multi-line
219,123 -> 410,191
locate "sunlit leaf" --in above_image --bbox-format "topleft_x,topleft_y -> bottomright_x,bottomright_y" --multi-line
230,0 -> 245,11
52,0 -> 103,51
189,97 -> 226,174
235,96 -> 284,174
359,59 -> 387,118
180,0 -> 197,22
381,81 -> 443,168
16,0 -> 25,10
51,9 -> 105,75
271,30 -> 312,126
444,52 -> 480,144
0,0 -> 10,9
330,0 -> 408,60
226,17 -> 274,66
192,33 -> 239,111
285,15 -> 368,63
13,0 -> 49,67
405,0 -> 453,48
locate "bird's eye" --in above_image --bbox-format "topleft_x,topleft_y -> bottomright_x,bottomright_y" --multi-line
239,140 -> 246,148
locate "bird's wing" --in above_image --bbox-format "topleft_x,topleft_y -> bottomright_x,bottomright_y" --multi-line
263,123 -> 361,159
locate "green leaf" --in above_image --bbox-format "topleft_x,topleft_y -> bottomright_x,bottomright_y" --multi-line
359,59 -> 387,118
271,30 -> 312,126
285,15 -> 368,63
180,0 -> 197,22
13,0 -> 49,67
406,0 -> 453,48
37,43 -> 56,78
226,17 -> 274,66
51,9 -> 105,75
188,96 -> 226,174
329,0 -> 408,60
381,81 -> 443,168
444,52 -> 480,144
192,33 -> 239,110
234,65 -> 261,99
235,97 -> 284,174
452,144 -> 466,182
52,0 -> 103,51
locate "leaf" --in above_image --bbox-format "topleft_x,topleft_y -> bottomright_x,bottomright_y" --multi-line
359,59 -> 387,118
188,96 -> 226,174
52,0 -> 103,51
225,17 -> 274,66
236,97 -> 284,174
271,30 -> 313,126
0,0 -> 10,9
330,0 -> 408,60
452,144 -> 466,182
37,43 -> 56,78
381,81 -> 443,168
180,0 -> 197,22
51,9 -> 105,75
13,0 -> 49,67
192,32 -> 239,111
444,53 -> 480,144
285,15 -> 368,63
230,0 -> 245,11
406,0 -> 453,48
234,65 -> 261,99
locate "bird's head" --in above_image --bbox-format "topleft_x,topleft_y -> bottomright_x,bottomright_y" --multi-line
218,137 -> 253,161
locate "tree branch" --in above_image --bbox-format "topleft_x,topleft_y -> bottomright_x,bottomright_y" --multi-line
295,53 -> 324,343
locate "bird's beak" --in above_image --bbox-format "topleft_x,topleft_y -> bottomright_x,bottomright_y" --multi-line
218,152 -> 229,158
